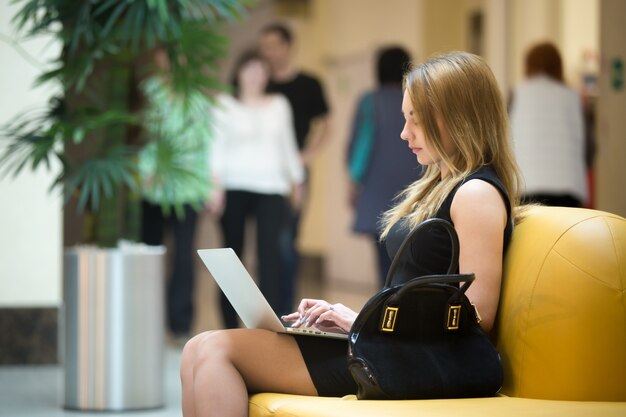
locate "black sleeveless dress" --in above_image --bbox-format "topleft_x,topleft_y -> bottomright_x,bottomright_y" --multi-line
294,166 -> 513,397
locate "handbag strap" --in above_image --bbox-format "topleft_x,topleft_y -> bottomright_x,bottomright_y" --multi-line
387,273 -> 475,306
383,218 -> 460,289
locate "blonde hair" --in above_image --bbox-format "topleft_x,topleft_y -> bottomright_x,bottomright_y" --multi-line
380,52 -> 522,238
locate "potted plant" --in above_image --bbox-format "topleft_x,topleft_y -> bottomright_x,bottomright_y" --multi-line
1,0 -> 251,411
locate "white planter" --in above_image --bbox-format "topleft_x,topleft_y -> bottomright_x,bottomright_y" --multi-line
62,243 -> 166,411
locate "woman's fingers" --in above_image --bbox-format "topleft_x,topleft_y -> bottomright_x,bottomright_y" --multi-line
302,302 -> 333,326
281,312 -> 300,323
292,299 -> 359,332
314,304 -> 357,333
296,298 -> 322,317
291,299 -> 331,327
283,301 -> 357,334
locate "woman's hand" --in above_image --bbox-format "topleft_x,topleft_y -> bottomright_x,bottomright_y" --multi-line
348,181 -> 361,209
282,299 -> 358,334
289,183 -> 305,212
206,188 -> 225,217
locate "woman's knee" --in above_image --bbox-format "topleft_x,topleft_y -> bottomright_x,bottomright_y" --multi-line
184,330 -> 237,367
182,331 -> 205,361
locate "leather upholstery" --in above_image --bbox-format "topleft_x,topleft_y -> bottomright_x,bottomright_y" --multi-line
250,394 -> 626,417
249,207 -> 626,416
497,206 -> 626,401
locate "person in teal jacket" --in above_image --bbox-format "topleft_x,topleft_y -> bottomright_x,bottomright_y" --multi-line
346,46 -> 422,285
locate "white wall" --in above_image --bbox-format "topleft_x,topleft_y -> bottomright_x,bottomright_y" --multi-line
0,1 -> 62,307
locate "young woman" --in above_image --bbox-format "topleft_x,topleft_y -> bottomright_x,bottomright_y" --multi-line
209,49 -> 305,329
183,51 -> 522,417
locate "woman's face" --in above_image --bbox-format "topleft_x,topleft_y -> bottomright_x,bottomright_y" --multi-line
238,59 -> 269,94
400,90 -> 455,173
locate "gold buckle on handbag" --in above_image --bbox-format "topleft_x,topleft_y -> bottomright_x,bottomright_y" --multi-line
381,307 -> 398,332
447,305 -> 461,330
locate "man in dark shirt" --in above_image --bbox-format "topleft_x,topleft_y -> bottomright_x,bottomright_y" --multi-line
259,23 -> 330,316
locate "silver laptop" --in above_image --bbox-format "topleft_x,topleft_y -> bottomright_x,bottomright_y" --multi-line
197,248 -> 348,340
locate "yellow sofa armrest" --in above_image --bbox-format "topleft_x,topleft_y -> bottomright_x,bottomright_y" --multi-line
496,206 -> 626,401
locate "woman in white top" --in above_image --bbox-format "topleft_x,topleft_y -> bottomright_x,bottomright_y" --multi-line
209,49 -> 305,328
509,42 -> 587,207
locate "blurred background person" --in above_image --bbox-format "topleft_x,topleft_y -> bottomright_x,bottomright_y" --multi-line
259,23 -> 330,316
509,42 -> 588,207
139,48 -> 212,344
209,49 -> 305,328
346,46 -> 422,286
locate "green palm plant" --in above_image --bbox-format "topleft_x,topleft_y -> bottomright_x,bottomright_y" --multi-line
1,0 -> 251,247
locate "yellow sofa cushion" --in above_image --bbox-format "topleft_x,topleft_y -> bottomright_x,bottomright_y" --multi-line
497,207 -> 626,401
249,394 -> 626,417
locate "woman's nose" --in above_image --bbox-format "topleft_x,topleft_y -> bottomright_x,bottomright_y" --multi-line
399,125 -> 409,141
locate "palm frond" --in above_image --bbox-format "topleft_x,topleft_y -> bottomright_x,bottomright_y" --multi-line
12,0 -> 251,93
1,94 -> 137,185
0,97 -> 63,178
140,135 -> 209,217
63,145 -> 138,212
168,20 -> 229,99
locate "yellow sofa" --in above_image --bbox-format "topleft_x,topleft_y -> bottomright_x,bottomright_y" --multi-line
249,206 -> 626,416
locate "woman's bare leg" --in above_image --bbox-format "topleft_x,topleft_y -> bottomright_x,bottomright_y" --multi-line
180,329 -> 317,417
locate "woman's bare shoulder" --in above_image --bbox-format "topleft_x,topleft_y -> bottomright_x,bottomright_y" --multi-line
451,179 -> 507,227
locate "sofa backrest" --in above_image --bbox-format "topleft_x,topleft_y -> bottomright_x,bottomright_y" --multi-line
495,206 -> 626,401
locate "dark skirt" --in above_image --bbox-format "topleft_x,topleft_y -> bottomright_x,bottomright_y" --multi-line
294,334 -> 357,397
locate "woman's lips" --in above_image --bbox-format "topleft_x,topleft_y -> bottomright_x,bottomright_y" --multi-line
410,147 -> 421,154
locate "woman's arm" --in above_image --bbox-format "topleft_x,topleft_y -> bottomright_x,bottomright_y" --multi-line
450,179 -> 508,332
207,95 -> 230,216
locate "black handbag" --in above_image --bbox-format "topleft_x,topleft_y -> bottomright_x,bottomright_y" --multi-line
347,218 -> 504,400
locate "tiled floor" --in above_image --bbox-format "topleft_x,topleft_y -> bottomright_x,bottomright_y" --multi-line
0,227 -> 375,417
0,347 -> 184,417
